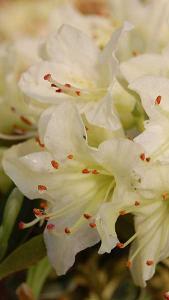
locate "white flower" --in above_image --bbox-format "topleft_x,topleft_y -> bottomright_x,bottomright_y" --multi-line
0,37 -> 42,139
130,76 -> 169,162
3,101 -> 142,275
19,23 -> 132,134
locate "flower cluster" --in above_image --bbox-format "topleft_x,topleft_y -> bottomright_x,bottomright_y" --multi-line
1,0 -> 169,293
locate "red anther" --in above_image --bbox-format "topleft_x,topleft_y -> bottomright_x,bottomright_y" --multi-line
92,169 -> 99,175
116,242 -> 124,249
65,227 -> 71,234
119,210 -> 127,216
164,292 -> 169,300
11,106 -> 16,112
65,83 -> 71,88
33,208 -> 43,216
146,260 -> 154,266
126,260 -> 132,268
67,154 -> 73,159
18,221 -> 25,230
55,88 -> 62,93
20,116 -> 32,126
47,223 -> 55,230
51,83 -> 57,87
135,201 -> 140,206
40,200 -> 48,209
146,157 -> 151,162
38,185 -> 47,191
35,137 -> 45,148
155,95 -> 161,105
76,90 -> 81,96
162,192 -> 169,200
82,168 -> 90,174
89,223 -> 96,228
44,73 -> 51,81
140,153 -> 145,161
83,213 -> 92,219
51,160 -> 59,169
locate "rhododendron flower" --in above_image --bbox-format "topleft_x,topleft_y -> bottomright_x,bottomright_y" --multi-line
3,102 -> 142,275
130,76 -> 169,162
19,23 -> 132,135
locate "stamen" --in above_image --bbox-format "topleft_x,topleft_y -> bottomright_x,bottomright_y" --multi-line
55,88 -> 62,93
146,260 -> 154,266
18,221 -> 25,230
155,95 -> 161,105
47,223 -> 55,231
51,160 -> 59,169
67,154 -> 73,159
126,260 -> 132,268
135,201 -> 140,206
38,185 -> 47,192
20,116 -> 32,126
11,106 -> 16,112
35,137 -> 45,148
76,90 -> 81,96
44,73 -> 51,81
51,83 -> 57,87
92,170 -> 99,175
83,213 -> 92,219
116,242 -> 124,249
65,227 -> 71,234
65,83 -> 71,88
146,157 -> 151,162
89,222 -> 96,228
33,208 -> 44,217
162,192 -> 169,201
82,168 -> 90,174
140,153 -> 145,161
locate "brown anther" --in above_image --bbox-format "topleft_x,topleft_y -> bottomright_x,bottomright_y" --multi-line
51,83 -> 57,87
146,260 -> 154,266
47,223 -> 55,230
89,222 -> 96,228
162,192 -> 169,201
20,116 -> 32,126
44,73 -> 51,81
51,160 -> 59,169
33,208 -> 43,216
82,168 -> 90,174
146,157 -> 151,162
140,153 -> 145,161
92,169 -> 99,175
65,227 -> 71,234
116,242 -> 124,249
132,50 -> 139,57
40,200 -> 48,209
76,90 -> 81,96
83,213 -> 92,219
55,88 -> 62,93
155,95 -> 161,105
85,126 -> 89,131
67,154 -> 73,159
18,221 -> 25,230
126,260 -> 132,268
119,210 -> 127,216
38,185 -> 47,192
65,83 -> 71,88
135,201 -> 140,206
11,106 -> 16,112
35,137 -> 45,148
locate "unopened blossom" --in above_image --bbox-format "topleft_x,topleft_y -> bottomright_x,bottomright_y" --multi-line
129,76 -> 169,163
19,23 -> 132,136
3,102 -> 142,275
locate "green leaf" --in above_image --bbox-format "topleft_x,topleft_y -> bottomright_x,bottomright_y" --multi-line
27,257 -> 52,299
0,234 -> 46,280
0,188 -> 24,260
